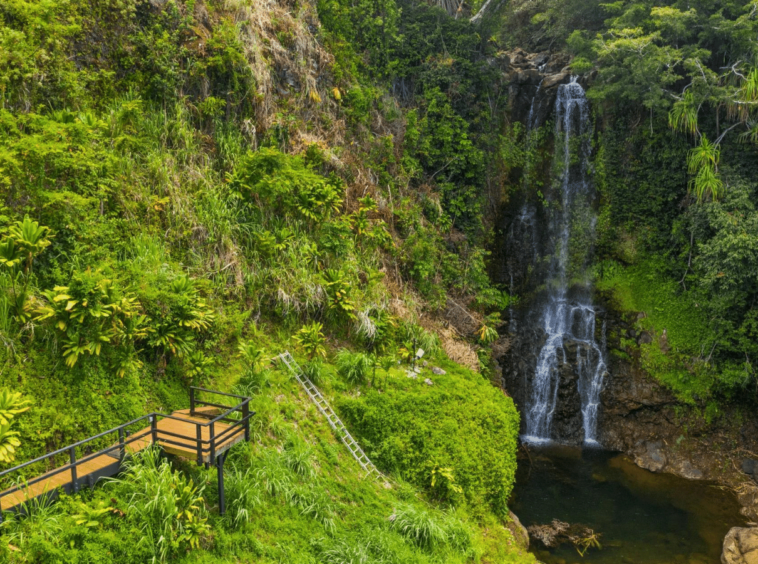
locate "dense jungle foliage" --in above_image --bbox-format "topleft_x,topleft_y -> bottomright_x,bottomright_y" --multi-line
498,0 -> 758,407
1,0 -> 758,560
0,0 -> 532,562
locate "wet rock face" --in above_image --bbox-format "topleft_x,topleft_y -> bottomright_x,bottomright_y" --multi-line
722,527 -> 758,564
500,323 -> 593,445
597,351 -> 677,452
492,48 -> 574,128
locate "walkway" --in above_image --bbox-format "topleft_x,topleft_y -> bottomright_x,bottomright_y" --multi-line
0,387 -> 252,519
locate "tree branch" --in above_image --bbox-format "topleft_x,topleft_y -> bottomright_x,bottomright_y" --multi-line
470,0 -> 506,25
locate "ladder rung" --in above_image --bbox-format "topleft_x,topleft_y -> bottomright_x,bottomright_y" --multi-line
282,350 -> 384,486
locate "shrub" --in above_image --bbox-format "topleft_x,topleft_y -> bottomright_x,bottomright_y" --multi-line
335,349 -> 372,384
295,322 -> 327,359
390,504 -> 447,549
109,448 -> 210,563
337,365 -> 520,516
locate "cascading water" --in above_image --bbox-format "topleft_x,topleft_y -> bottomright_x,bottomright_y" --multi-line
520,78 -> 608,445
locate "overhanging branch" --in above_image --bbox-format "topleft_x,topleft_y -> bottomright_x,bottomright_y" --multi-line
470,0 -> 506,25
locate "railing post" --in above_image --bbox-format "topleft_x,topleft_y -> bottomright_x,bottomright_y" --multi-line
209,422 -> 216,465
69,447 -> 78,493
151,415 -> 158,446
196,424 -> 203,466
118,428 -> 125,462
243,400 -> 250,442
190,387 -> 196,416
217,451 -> 226,516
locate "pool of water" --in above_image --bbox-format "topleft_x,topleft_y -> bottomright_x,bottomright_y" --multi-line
510,445 -> 747,564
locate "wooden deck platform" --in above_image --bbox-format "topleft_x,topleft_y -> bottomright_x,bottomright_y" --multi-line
0,389 -> 252,517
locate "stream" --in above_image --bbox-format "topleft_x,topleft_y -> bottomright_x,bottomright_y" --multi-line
511,445 -> 747,564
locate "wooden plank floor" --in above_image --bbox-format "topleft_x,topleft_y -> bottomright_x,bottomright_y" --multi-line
0,412 -> 245,512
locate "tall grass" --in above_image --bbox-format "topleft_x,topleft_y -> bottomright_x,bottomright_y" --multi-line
0,273 -> 12,335
335,350 -> 372,385
398,324 -> 441,357
1,485 -> 62,549
108,447 -> 209,563
320,538 -> 378,564
223,464 -> 261,530
390,504 -> 448,549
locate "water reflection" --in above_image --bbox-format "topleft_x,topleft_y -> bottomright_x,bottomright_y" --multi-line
511,445 -> 746,564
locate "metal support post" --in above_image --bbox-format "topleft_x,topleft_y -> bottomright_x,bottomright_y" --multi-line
69,447 -> 78,493
217,451 -> 226,516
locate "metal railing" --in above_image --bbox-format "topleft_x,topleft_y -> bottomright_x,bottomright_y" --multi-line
0,387 -> 253,518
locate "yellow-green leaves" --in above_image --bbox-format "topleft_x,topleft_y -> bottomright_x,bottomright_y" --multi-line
34,275 -> 152,371
322,269 -> 356,320
0,388 -> 30,464
0,389 -> 31,426
0,424 -> 22,464
687,136 -> 723,202
0,238 -> 22,269
295,322 -> 327,359
7,215 -> 52,274
669,91 -> 699,136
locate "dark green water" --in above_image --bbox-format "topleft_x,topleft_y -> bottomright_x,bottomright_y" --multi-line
511,446 -> 747,564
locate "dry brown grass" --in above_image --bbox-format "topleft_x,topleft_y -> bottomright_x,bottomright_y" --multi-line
222,0 -> 335,129
439,327 -> 480,371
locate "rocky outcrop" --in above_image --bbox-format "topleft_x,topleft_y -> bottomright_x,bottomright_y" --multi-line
594,301 -> 758,521
723,527 -> 758,564
506,511 -> 530,550
493,48 -> 574,128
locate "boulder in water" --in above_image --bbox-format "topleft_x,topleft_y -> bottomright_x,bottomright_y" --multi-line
635,441 -> 667,472
743,459 -> 757,476
722,527 -> 758,564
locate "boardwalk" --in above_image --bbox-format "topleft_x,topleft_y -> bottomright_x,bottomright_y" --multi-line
0,387 -> 252,518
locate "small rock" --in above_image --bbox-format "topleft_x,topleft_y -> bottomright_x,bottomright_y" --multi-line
406,372 -> 418,379
432,367 -> 446,375
722,526 -> 758,564
422,360 -> 429,367
638,331 -> 653,345
743,459 -> 757,476
424,378 -> 434,386
636,441 -> 666,472
679,460 -> 704,480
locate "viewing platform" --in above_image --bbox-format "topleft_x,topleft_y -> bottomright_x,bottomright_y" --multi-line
0,387 -> 253,519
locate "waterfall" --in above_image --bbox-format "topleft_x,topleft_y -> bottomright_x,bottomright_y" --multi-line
521,78 -> 608,446
527,79 -> 544,131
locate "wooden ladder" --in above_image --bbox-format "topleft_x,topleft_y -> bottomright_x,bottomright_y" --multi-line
278,352 -> 389,486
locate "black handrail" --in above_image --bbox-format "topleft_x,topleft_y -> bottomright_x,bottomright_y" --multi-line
0,387 -> 253,519
0,415 -> 151,479
191,387 -> 248,401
